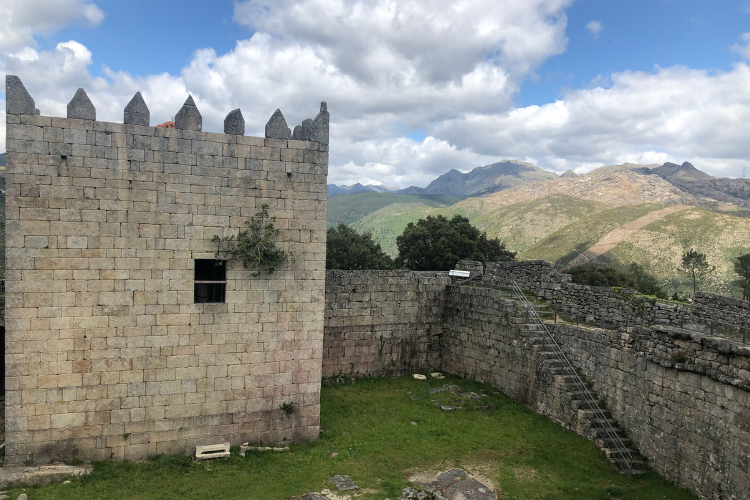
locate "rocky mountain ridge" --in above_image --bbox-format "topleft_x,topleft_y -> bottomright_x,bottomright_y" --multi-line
634,161 -> 750,208
327,183 -> 397,197
396,160 -> 557,197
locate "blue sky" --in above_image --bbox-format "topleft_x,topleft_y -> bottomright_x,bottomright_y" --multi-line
522,0 -> 750,106
1,0 -> 750,187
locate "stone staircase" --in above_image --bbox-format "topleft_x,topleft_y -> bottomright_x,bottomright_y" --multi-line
516,314 -> 646,475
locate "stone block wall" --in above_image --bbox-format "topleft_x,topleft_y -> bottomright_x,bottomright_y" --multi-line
4,77 -> 328,464
323,270 -> 450,377
693,292 -> 750,333
441,284 -> 750,500
466,260 -> 750,334
548,322 -> 750,499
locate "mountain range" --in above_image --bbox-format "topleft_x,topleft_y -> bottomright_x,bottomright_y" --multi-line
336,160 -> 750,297
327,183 -> 397,197
637,162 -> 750,209
395,160 -> 557,197
328,159 -> 557,199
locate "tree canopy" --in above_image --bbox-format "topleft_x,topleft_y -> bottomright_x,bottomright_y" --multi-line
680,248 -> 714,295
326,224 -> 393,270
734,253 -> 750,301
568,262 -> 666,299
395,214 -> 515,271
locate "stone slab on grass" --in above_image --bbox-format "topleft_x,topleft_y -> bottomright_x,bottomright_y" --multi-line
444,478 -> 497,500
328,474 -> 358,491
0,465 -> 93,488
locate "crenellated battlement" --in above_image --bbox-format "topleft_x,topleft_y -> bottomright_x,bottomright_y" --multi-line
5,75 -> 329,148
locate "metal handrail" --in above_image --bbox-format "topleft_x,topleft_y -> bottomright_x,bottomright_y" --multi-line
510,281 -> 634,475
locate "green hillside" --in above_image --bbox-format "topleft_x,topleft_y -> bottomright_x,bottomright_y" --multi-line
607,207 -> 750,296
352,194 -> 604,257
327,192 -> 461,228
441,194 -> 605,254
350,202 -> 437,256
520,204 -> 750,296
520,204 -> 671,267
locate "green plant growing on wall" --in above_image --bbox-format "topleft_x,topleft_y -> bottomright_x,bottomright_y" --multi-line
213,204 -> 292,276
280,402 -> 297,416
670,350 -> 687,364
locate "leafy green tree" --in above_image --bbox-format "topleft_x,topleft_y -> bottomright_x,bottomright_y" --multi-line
628,263 -> 667,299
680,248 -> 714,295
568,265 -> 637,289
395,214 -> 515,271
326,224 -> 393,270
568,262 -> 666,298
734,253 -> 750,301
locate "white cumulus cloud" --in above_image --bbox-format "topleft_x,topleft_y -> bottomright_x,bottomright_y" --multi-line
435,64 -> 750,178
732,31 -> 750,60
586,20 -> 603,38
1,0 -> 750,188
0,0 -> 103,52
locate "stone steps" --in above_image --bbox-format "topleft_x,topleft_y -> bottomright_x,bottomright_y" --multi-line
523,322 -> 645,475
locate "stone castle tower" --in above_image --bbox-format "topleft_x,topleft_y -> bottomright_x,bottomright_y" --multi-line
4,75 -> 328,464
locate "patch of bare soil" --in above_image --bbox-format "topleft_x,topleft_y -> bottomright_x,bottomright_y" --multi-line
513,467 -> 537,482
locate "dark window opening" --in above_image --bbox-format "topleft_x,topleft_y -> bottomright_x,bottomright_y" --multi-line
194,259 -> 226,303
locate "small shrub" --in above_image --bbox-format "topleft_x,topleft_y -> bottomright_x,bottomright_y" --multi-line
213,204 -> 292,276
670,350 -> 687,364
280,402 -> 297,416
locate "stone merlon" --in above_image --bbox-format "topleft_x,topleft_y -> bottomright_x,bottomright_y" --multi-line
124,91 -> 150,126
5,75 -> 36,115
174,95 -> 202,131
67,88 -> 96,120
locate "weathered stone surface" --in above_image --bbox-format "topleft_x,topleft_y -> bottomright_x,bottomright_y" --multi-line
174,95 -> 202,131
301,494 -> 329,500
400,486 -> 430,500
292,125 -> 303,140
324,271 -> 450,378
224,108 -> 245,135
124,92 -> 150,126
443,478 -> 496,500
329,475 -> 358,491
67,88 -> 96,120
0,465 -> 92,488
5,76 -> 36,115
5,103 -> 328,466
307,102 -> 329,145
300,118 -> 313,141
265,108 -> 291,139
437,468 -> 468,483
323,266 -> 750,499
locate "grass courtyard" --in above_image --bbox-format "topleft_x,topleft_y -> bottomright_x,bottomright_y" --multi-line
7,375 -> 696,500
